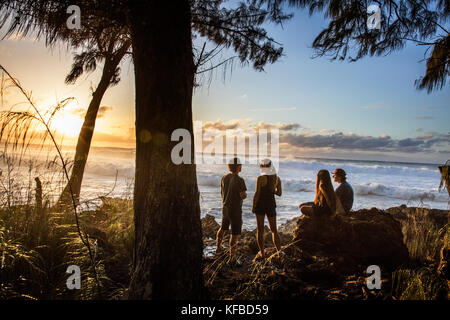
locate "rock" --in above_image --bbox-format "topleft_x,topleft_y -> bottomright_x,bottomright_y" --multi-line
278,217 -> 301,235
204,207 -> 418,299
293,208 -> 409,271
200,213 -> 293,254
240,227 -> 292,254
201,214 -> 220,239
386,206 -> 449,229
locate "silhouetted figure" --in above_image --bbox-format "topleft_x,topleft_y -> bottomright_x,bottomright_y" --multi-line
299,170 -> 337,217
333,168 -> 354,214
252,159 -> 282,260
216,157 -> 247,261
35,177 -> 42,216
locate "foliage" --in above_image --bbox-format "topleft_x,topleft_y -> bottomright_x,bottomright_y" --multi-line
250,0 -> 450,92
392,208 -> 449,300
0,186 -> 134,299
439,161 -> 450,195
392,267 -> 448,300
400,207 -> 448,264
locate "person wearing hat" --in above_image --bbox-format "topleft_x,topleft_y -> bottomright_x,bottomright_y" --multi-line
333,168 -> 354,214
216,157 -> 247,260
252,159 -> 282,260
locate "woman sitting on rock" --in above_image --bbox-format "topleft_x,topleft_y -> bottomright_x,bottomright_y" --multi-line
300,170 -> 337,217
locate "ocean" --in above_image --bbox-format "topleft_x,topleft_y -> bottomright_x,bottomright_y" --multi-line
2,146 -> 448,231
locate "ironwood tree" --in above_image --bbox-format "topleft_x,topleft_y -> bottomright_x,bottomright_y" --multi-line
0,0 -> 291,299
253,0 -> 449,92
58,30 -> 131,206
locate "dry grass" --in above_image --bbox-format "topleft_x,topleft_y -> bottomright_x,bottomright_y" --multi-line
392,207 -> 449,300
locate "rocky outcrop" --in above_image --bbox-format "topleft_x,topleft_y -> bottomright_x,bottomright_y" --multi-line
292,208 -> 410,272
386,205 -> 449,229
201,214 -> 220,240
204,208 -> 412,299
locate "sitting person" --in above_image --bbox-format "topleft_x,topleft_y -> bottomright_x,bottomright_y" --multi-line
299,170 -> 336,217
333,168 -> 354,214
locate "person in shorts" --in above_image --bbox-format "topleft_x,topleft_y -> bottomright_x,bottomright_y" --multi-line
216,157 -> 247,259
252,159 -> 282,260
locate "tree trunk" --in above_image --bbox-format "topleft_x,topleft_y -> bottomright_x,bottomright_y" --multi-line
128,0 -> 205,299
58,44 -> 129,206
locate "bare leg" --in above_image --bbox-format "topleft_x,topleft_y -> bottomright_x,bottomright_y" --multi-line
229,234 -> 240,258
268,216 -> 281,251
216,227 -> 226,253
256,214 -> 266,258
300,204 -> 314,217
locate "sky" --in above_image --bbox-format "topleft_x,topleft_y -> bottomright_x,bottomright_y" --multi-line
0,7 -> 449,164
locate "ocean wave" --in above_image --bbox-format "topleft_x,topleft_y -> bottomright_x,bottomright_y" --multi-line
277,159 -> 437,178
353,183 -> 448,202
196,171 -> 446,203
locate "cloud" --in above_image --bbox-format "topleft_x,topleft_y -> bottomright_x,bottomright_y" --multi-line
418,106 -> 437,110
70,108 -> 86,118
92,130 -> 133,144
249,107 -> 297,112
360,103 -> 391,110
203,119 -> 252,130
253,121 -> 301,131
280,131 -> 450,154
413,116 -> 434,120
201,119 -> 301,132
199,119 -> 450,155
97,106 -> 113,119
319,128 -> 337,134
70,105 -> 113,119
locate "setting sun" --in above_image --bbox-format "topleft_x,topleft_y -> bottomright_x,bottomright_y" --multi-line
51,112 -> 83,137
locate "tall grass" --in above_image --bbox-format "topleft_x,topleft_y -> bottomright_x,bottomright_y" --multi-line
392,207 -> 449,300
0,177 -> 134,299
0,66 -> 134,299
401,208 -> 448,265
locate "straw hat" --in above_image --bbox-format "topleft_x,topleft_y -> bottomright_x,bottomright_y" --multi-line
259,158 -> 276,175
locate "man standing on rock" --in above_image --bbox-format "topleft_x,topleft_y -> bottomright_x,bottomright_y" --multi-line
216,157 -> 247,261
333,168 -> 354,214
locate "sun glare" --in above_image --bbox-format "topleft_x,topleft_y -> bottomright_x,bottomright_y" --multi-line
52,113 -> 84,137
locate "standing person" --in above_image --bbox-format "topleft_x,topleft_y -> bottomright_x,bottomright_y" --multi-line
299,170 -> 336,217
216,157 -> 247,261
333,168 -> 354,214
252,159 -> 282,260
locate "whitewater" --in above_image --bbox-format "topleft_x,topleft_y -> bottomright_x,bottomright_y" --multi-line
1,146 -> 448,231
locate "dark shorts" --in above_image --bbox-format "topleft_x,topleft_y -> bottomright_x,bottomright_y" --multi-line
221,206 -> 242,235
254,208 -> 277,218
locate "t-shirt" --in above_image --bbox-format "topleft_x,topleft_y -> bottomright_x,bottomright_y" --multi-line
221,173 -> 247,210
335,181 -> 354,213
